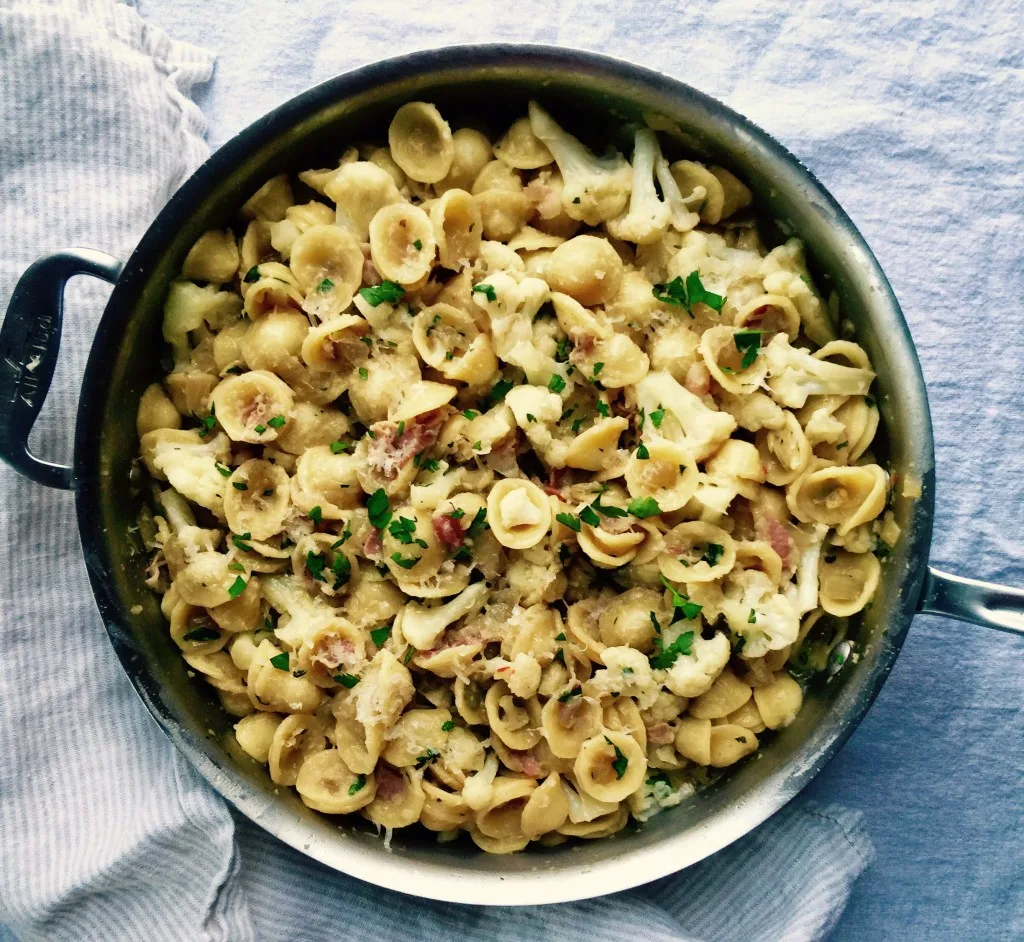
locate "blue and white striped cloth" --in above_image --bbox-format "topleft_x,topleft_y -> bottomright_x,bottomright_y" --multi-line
6,0 -> 1020,939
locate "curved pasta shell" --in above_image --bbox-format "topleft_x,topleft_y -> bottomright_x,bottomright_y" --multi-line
758,411 -> 812,486
364,766 -> 424,828
564,417 -> 628,472
818,549 -> 881,617
430,188 -> 482,269
669,160 -> 724,224
175,551 -> 244,608
324,161 -> 403,240
573,730 -> 646,803
268,713 -> 327,786
224,459 -> 290,540
388,102 -> 454,184
301,314 -> 371,373
169,601 -> 228,655
494,116 -> 553,170
208,574 -> 262,633
658,521 -> 736,583
210,370 -> 294,444
732,293 -> 801,340
700,325 -> 769,395
295,749 -> 376,814
708,724 -> 758,767
487,479 -> 552,550
289,224 -> 364,319
290,446 -> 361,518
474,776 -> 536,840
753,673 -> 804,729
688,670 -> 752,720
674,716 -> 712,765
485,682 -> 542,751
624,439 -> 698,513
234,711 -> 283,764
369,202 -> 437,286
597,586 -> 663,650
521,771 -> 570,839
243,275 -> 305,319
541,693 -> 603,759
787,464 -> 887,534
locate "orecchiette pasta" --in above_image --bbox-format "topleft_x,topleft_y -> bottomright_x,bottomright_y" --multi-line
140,100 -> 897,854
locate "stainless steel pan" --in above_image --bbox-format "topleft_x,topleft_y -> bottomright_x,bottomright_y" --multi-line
1,45 -> 1020,905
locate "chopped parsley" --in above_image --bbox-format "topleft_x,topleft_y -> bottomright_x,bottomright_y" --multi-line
628,496 -> 662,519
359,280 -> 405,306
471,283 -> 497,302
557,687 -> 582,703
183,625 -> 220,642
269,651 -> 289,671
227,575 -> 247,599
309,505 -> 323,525
652,270 -> 725,316
228,561 -> 245,573
548,374 -> 566,394
734,330 -> 762,370
420,458 -> 440,473
305,550 -> 326,582
748,608 -> 757,624
636,442 -> 650,459
596,401 -> 610,417
331,553 -> 351,589
348,774 -> 367,796
701,542 -> 725,567
243,266 -> 261,283
390,552 -> 420,570
659,574 -> 703,621
232,533 -> 252,553
486,378 -> 514,405
330,440 -> 351,454
232,481 -> 248,491
198,413 -> 217,437
465,507 -> 488,538
593,362 -> 605,376
605,736 -> 629,779
649,629 -> 695,670
267,414 -> 287,429
471,440 -> 482,451
526,413 -> 537,423
412,239 -> 423,250
441,719 -> 456,732
253,424 -> 266,434
215,462 -> 232,478
358,367 -> 368,381
555,632 -> 566,641
367,488 -> 392,529
649,407 -> 665,429
579,505 -> 600,527
334,673 -> 360,688
370,624 -> 392,647
389,516 -> 428,548
556,512 -> 582,532
414,748 -> 440,769
317,277 -> 334,293
462,409 -> 479,420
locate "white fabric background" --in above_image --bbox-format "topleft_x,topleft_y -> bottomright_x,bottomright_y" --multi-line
1,0 -> 1022,939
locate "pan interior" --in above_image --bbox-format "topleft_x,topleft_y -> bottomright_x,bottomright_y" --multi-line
76,47 -> 935,902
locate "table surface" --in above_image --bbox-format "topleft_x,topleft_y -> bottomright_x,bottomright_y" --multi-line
135,1 -> 1024,938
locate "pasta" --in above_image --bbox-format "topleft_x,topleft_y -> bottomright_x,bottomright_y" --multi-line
139,100 -> 896,854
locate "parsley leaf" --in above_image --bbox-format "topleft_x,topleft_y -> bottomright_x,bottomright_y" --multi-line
593,362 -> 604,376
414,748 -> 440,769
659,574 -> 703,621
748,608 -> 757,624
227,575 -> 247,599
628,496 -> 662,519
232,533 -> 252,552
330,440 -> 351,454
317,277 -> 334,293
215,462 -> 232,478
596,400 -> 610,417
649,629 -> 695,669
183,625 -> 221,642
652,270 -> 724,315
413,239 -> 423,250
335,673 -> 360,688
359,280 -> 405,306
649,407 -> 665,429
465,507 -> 488,538
579,505 -> 600,527
556,512 -> 582,532
390,552 -> 420,570
636,442 -> 650,459
472,283 -> 497,302
367,488 -> 392,530
243,266 -> 261,283
557,687 -> 582,703
389,516 -> 428,548
605,736 -> 629,779
701,542 -> 725,567
370,624 -> 392,647
462,408 -> 479,420
348,774 -> 367,795
548,374 -> 566,394
331,553 -> 352,589
267,414 -> 286,429
309,505 -> 323,525
358,367 -> 368,380
441,719 -> 456,732
734,330 -> 762,370
306,551 -> 326,582
270,651 -> 289,671
487,379 -> 514,405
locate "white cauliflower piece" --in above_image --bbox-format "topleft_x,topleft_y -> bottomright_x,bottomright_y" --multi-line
528,101 -> 631,225
471,270 -> 548,358
354,649 -> 414,732
658,632 -> 730,698
504,652 -> 542,699
634,370 -> 737,461
463,752 -> 499,811
759,239 -> 835,346
654,154 -> 702,233
720,569 -> 801,658
629,775 -> 695,823
763,335 -> 875,409
259,574 -> 336,648
606,129 -> 670,245
784,524 -> 828,616
162,280 -> 242,367
588,646 -> 660,709
504,340 -> 573,394
505,385 -> 569,468
399,582 -> 490,651
149,431 -> 231,517
717,390 -> 787,432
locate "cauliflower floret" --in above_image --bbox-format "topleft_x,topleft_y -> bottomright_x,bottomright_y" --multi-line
763,335 -> 875,409
588,646 -> 660,708
528,101 -> 631,225
654,153 -> 702,233
493,652 -> 542,699
354,649 -> 414,732
505,385 -> 569,468
717,390 -> 787,432
784,523 -> 828,616
802,404 -> 847,444
399,582 -> 490,651
759,239 -> 835,346
719,569 -> 801,658
504,341 -> 572,394
148,430 -> 231,517
606,129 -> 670,245
629,774 -> 695,823
658,632 -> 730,698
471,269 -> 548,358
463,751 -> 500,810
260,574 -> 336,647
634,370 -> 737,461
162,280 -> 242,367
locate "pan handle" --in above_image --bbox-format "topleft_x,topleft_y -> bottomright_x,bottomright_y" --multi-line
0,249 -> 123,490
917,567 -> 1024,637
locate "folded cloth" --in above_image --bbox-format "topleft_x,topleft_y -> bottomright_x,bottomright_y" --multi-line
0,2 -> 873,940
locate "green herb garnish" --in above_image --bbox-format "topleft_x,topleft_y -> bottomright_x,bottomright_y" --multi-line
734,330 -> 762,370
348,774 -> 367,795
548,374 -> 566,394
628,496 -> 661,519
227,575 -> 247,599
556,512 -> 581,532
472,283 -> 497,302
367,488 -> 391,530
390,552 -> 420,570
335,673 -> 360,688
636,443 -> 650,459
309,505 -> 323,525
605,736 -> 629,779
270,651 -> 289,671
183,625 -> 220,642
243,266 -> 261,283
370,624 -> 392,647
359,281 -> 405,306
